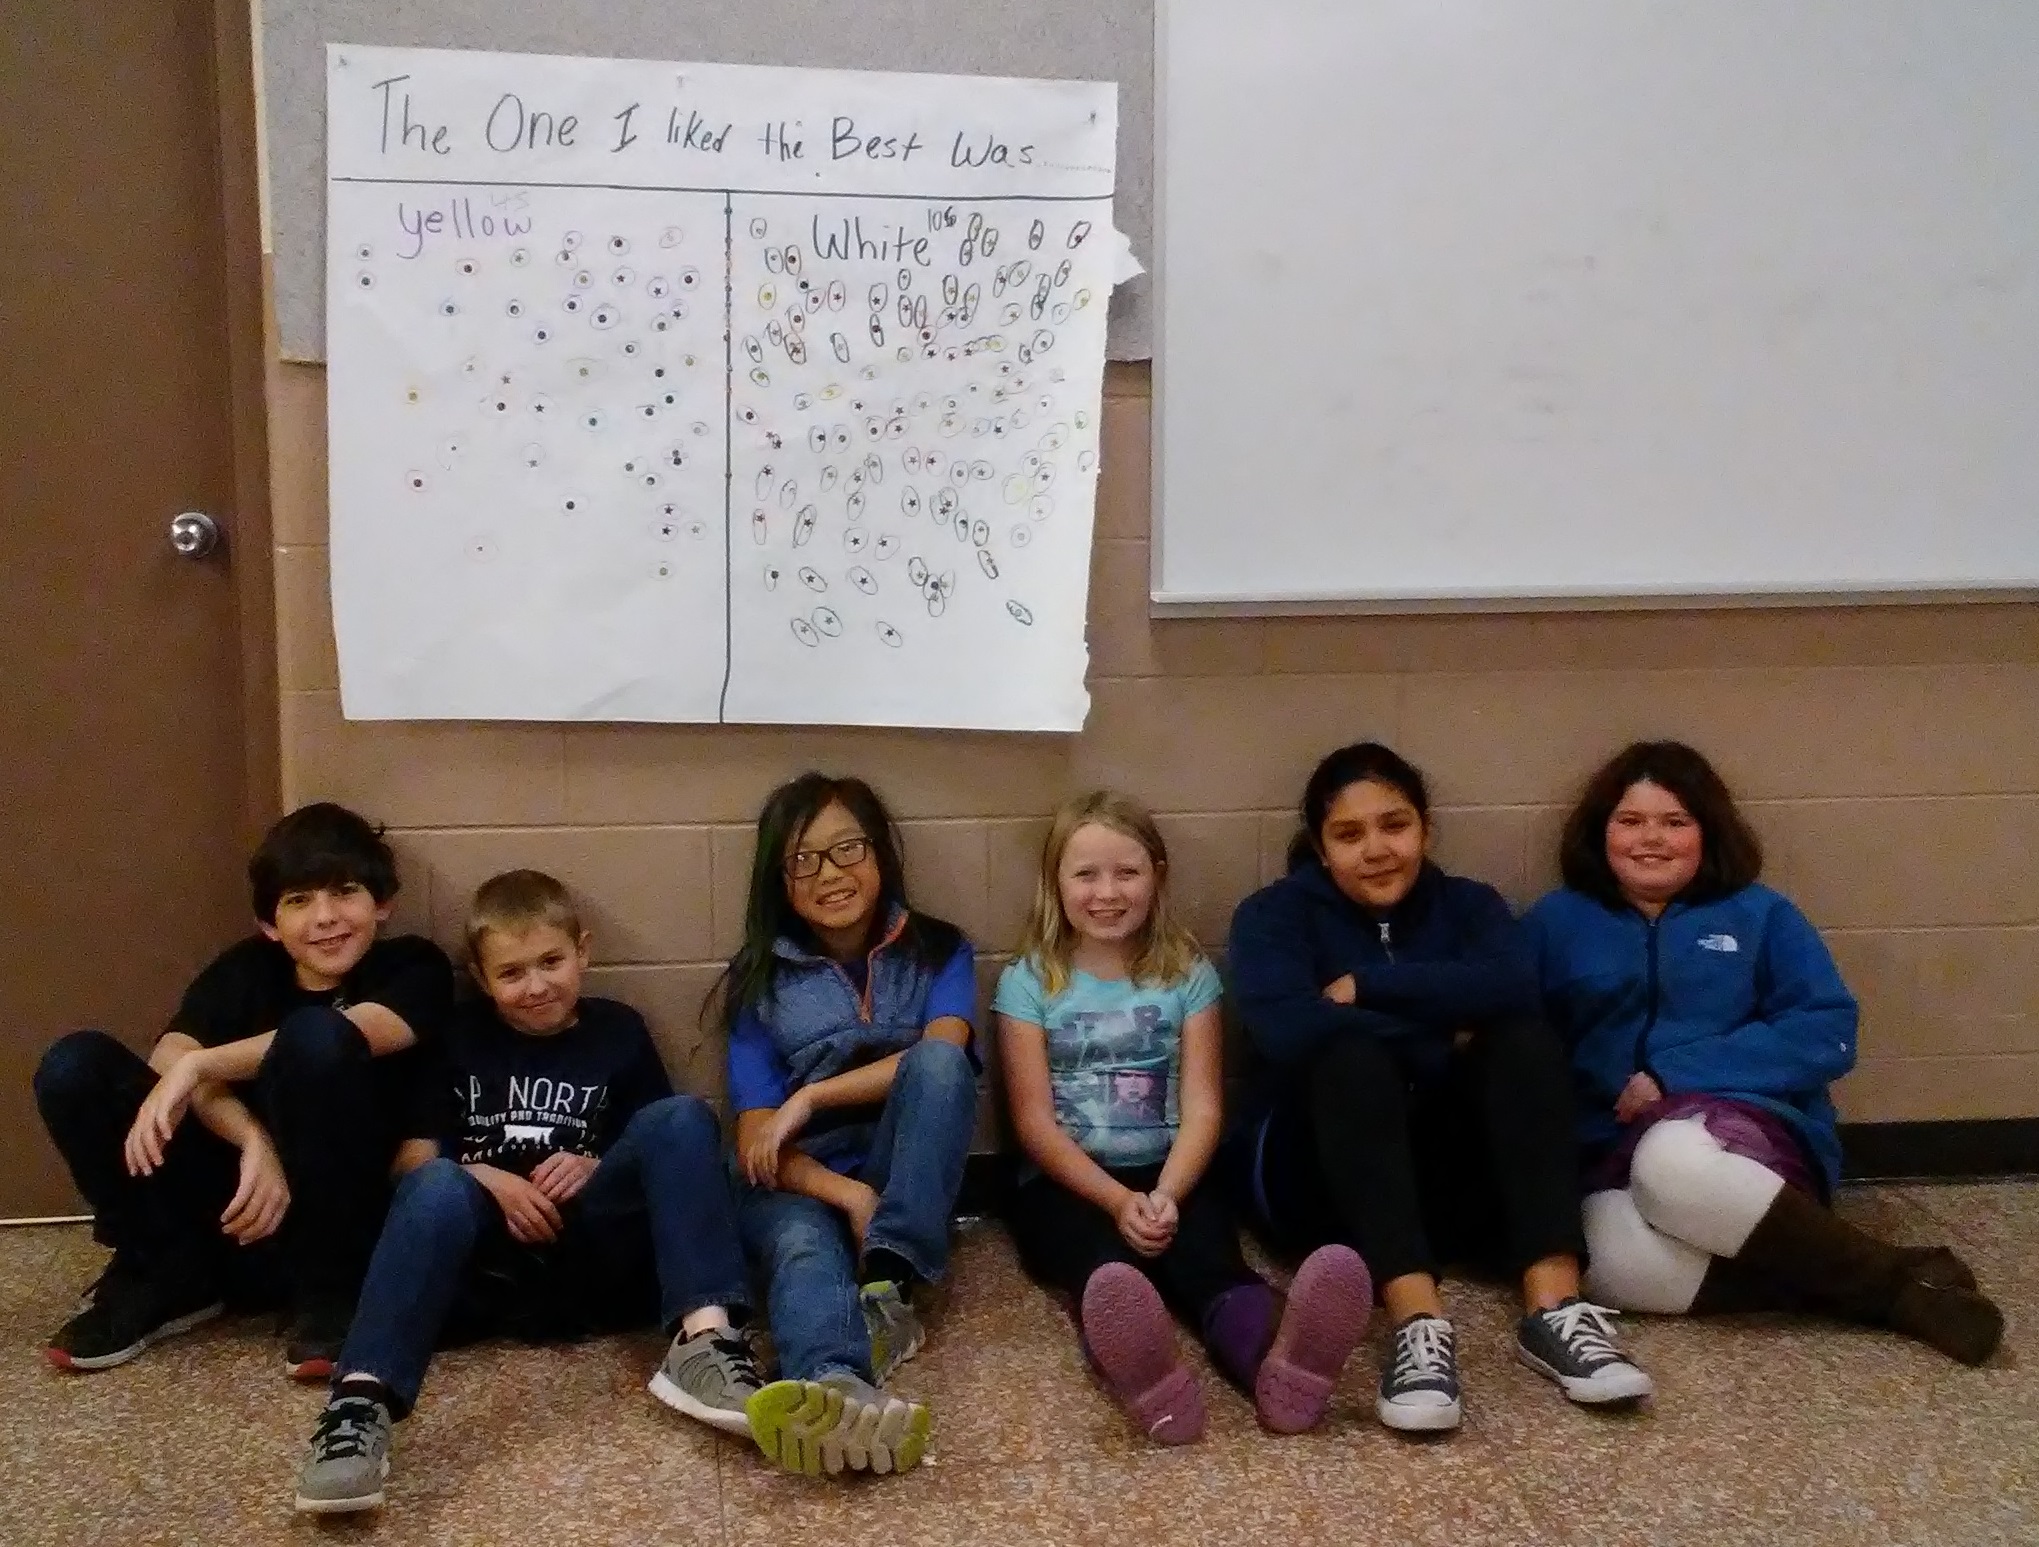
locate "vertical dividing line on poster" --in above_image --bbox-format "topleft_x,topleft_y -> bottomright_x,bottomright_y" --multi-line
717,190 -> 735,722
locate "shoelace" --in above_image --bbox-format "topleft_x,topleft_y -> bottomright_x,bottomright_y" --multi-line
1390,1318 -> 1456,1387
712,1334 -> 765,1388
310,1397 -> 383,1460
1541,1300 -> 1627,1368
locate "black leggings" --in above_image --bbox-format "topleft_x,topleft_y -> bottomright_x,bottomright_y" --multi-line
33,1015 -> 402,1305
1006,1163 -> 1260,1330
1251,1019 -> 1586,1285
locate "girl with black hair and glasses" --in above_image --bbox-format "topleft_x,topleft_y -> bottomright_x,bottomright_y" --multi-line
713,772 -> 979,1479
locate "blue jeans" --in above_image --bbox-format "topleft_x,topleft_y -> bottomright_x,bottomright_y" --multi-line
338,1095 -> 749,1416
737,1038 -> 977,1383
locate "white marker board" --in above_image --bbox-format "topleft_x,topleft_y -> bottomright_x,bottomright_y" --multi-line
327,45 -> 1117,729
1154,0 -> 2039,611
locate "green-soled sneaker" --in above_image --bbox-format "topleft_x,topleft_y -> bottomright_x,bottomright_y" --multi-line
860,1280 -> 925,1384
746,1373 -> 931,1478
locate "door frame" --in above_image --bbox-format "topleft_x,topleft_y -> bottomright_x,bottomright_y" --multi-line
215,0 -> 281,844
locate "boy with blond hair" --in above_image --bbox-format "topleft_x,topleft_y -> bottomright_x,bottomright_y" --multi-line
293,870 -> 756,1515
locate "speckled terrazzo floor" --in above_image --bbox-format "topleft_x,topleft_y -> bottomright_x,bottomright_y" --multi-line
4,1182 -> 2032,1547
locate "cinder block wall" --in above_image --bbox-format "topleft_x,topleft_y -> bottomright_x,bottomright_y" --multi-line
270,358 -> 2039,1132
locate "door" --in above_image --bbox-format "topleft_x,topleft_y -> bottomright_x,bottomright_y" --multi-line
0,0 -> 275,1215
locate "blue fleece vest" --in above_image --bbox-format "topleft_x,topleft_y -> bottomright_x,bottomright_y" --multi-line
758,909 -> 943,1089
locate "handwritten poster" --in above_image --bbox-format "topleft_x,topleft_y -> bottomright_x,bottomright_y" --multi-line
326,45 -> 1119,730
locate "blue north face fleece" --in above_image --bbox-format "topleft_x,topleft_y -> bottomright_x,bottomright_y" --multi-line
1523,883 -> 1858,1194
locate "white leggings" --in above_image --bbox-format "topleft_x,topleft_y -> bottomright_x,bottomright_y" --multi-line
1582,1116 -> 1788,1314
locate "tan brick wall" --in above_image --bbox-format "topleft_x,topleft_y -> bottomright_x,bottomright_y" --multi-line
271,358 -> 2039,1127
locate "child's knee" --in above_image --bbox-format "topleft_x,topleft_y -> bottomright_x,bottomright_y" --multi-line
634,1093 -> 720,1151
267,1006 -> 370,1081
394,1157 -> 486,1231
33,1028 -> 126,1111
1474,1015 -> 1569,1079
900,1035 -> 973,1094
1307,1032 -> 1398,1109
1581,1188 -> 1710,1314
1628,1117 -> 1782,1256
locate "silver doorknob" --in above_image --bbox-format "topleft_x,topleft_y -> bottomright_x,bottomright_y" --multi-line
170,511 -> 221,558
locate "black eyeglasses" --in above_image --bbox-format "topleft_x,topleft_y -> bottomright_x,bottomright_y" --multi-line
784,835 -> 873,880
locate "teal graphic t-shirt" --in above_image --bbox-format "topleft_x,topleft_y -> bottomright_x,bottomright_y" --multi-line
993,956 -> 1224,1169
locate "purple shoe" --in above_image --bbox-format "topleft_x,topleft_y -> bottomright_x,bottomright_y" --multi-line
1254,1244 -> 1372,1433
1081,1263 -> 1206,1445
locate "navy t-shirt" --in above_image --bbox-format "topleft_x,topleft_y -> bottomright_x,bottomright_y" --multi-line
407,996 -> 674,1177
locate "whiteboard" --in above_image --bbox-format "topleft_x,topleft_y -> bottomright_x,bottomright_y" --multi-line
327,45 -> 1118,730
1154,0 -> 2039,610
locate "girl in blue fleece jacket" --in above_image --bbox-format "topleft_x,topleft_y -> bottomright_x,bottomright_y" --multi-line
1229,742 -> 1652,1434
1526,741 -> 2001,1366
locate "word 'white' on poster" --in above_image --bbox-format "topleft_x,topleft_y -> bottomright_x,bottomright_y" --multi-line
326,44 -> 1118,731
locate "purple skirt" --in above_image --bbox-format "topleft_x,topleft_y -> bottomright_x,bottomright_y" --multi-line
1589,1093 -> 1821,1201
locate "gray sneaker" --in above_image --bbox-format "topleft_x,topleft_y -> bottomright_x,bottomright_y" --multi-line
649,1328 -> 765,1435
293,1391 -> 392,1514
746,1370 -> 932,1478
861,1280 -> 925,1384
1516,1299 -> 1654,1405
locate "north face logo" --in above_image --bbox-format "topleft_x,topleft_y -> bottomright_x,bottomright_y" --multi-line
1697,934 -> 1739,953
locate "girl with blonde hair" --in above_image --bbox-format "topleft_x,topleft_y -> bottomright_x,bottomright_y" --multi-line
996,791 -> 1370,1444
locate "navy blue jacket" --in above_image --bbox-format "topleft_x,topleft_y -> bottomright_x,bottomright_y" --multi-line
1227,858 -> 1542,1129
1523,883 -> 1858,1193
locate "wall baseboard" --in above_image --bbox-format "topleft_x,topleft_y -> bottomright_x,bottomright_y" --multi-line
1838,1119 -> 2039,1182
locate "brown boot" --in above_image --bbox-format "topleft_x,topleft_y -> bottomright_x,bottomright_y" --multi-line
1895,1245 -> 1979,1293
1690,1252 -> 1796,1316
1889,1278 -> 2003,1366
1731,1187 -> 2003,1365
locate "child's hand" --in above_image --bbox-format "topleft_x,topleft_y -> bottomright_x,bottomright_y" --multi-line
841,1179 -> 881,1247
1114,1191 -> 1171,1257
1615,1071 -> 1666,1124
124,1054 -> 205,1177
742,1091 -> 814,1187
1321,974 -> 1358,1006
1145,1190 -> 1181,1245
468,1163 -> 563,1245
219,1132 -> 290,1244
529,1150 -> 600,1204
